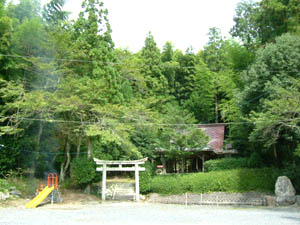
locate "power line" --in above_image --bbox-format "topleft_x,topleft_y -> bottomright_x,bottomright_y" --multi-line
0,115 -> 299,127
0,115 -> 94,125
0,114 -> 154,125
19,149 -> 89,155
0,54 -> 299,72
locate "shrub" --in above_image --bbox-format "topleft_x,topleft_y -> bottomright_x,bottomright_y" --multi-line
281,164 -> 300,193
151,174 -> 188,194
204,157 -> 250,172
0,179 -> 12,192
140,161 -> 156,194
247,152 -> 264,168
140,171 -> 152,194
0,145 -> 20,176
70,157 -> 97,188
150,168 -> 280,195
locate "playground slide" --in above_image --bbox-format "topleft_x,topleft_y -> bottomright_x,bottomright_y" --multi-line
26,186 -> 54,208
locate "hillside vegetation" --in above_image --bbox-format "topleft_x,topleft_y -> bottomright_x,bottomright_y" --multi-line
0,0 -> 299,191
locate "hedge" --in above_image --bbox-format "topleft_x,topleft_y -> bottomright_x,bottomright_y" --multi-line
148,168 -> 280,195
204,157 -> 250,172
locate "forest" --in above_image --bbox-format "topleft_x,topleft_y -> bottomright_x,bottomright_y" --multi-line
0,0 -> 299,187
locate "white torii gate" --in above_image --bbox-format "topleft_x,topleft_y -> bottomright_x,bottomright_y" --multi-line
93,157 -> 147,202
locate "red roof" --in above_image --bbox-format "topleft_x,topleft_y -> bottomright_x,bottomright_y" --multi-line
199,124 -> 225,152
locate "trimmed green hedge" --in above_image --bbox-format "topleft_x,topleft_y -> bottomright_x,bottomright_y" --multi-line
149,168 -> 280,195
204,157 -> 250,172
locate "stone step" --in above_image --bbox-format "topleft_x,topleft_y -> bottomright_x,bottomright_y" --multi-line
114,190 -> 135,194
101,182 -> 137,201
113,195 -> 135,201
114,187 -> 135,191
107,183 -> 134,188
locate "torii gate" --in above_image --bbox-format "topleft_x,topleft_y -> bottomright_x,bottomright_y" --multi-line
93,157 -> 147,202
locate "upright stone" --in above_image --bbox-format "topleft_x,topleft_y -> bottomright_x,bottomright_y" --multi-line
275,176 -> 296,206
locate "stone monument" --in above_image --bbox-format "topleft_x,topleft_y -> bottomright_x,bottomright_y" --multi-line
275,176 -> 296,206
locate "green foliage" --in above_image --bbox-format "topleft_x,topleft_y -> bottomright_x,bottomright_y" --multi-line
174,48 -> 198,101
281,164 -> 300,193
256,0 -> 300,44
0,178 -> 13,192
241,33 -> 300,113
247,152 -> 264,168
42,0 -> 69,25
204,158 -> 250,172
150,168 -> 280,194
0,0 -> 298,185
231,0 -> 300,48
161,41 -> 174,63
153,102 -> 209,160
12,18 -> 47,57
7,0 -> 41,23
226,40 -> 255,75
0,3 -> 13,81
140,172 -> 152,194
0,169 -> 32,197
70,0 -> 123,103
139,162 -> 154,194
130,126 -> 160,160
238,34 -> 300,164
202,27 -> 231,72
249,78 -> 300,146
140,32 -> 168,95
183,59 -> 215,122
70,157 -> 97,187
230,0 -> 260,50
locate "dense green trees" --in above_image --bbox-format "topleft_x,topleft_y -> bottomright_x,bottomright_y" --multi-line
231,0 -> 300,48
0,0 -> 299,185
243,34 -> 300,165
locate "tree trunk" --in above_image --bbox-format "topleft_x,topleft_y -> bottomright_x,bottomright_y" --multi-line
59,135 -> 71,182
33,121 -> 43,176
76,136 -> 82,158
60,160 -> 65,182
160,155 -> 167,174
63,137 -> 71,177
273,144 -> 278,159
37,121 -> 43,146
181,159 -> 185,173
86,136 -> 92,194
84,184 -> 91,194
87,136 -> 92,159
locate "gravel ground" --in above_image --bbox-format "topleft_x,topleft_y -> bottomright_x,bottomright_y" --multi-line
0,202 -> 300,225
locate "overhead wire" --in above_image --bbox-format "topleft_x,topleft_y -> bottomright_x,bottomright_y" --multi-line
19,149 -> 89,155
0,115 -> 299,127
0,53 -> 299,72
